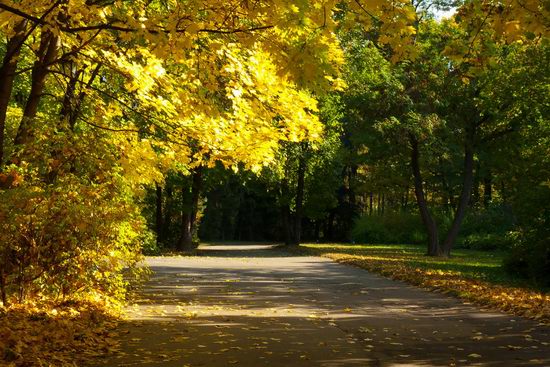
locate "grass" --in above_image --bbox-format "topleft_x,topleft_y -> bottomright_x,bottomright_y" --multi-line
291,243 -> 550,323
303,244 -> 515,284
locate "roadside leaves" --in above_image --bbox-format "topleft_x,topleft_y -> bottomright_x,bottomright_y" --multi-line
292,245 -> 550,324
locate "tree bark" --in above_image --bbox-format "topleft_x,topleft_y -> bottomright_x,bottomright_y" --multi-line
178,167 -> 203,251
156,183 -> 164,246
348,165 -> 357,212
483,170 -> 492,208
163,184 -> 173,241
0,267 -> 7,306
441,128 -> 476,256
0,20 -> 28,166
292,152 -> 306,245
14,31 -> 59,145
472,162 -> 480,206
369,192 -> 373,215
59,68 -> 82,124
326,210 -> 335,241
410,136 -> 441,256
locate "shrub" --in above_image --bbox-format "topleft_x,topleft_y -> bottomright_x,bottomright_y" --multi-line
457,204 -> 516,250
503,217 -> 550,288
352,211 -> 426,244
503,235 -> 550,288
0,124 -> 158,306
459,233 -> 515,250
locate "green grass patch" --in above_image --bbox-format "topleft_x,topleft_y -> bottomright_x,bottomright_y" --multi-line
291,243 -> 549,323
299,243 -> 536,291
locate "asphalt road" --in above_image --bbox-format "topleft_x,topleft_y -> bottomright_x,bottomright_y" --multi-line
89,243 -> 549,366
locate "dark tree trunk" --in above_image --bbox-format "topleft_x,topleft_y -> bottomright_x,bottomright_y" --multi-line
15,31 -> 59,146
163,185 -> 173,241
313,220 -> 320,242
348,166 -> 357,211
282,204 -> 293,245
472,162 -> 480,206
377,193 -> 381,215
442,129 -> 476,256
59,68 -> 82,124
369,192 -> 373,215
483,170 -> 492,208
292,153 -> 306,245
410,136 -> 441,256
0,20 -> 27,166
178,167 -> 203,251
0,267 -> 7,306
326,210 -> 335,241
156,184 -> 164,246
179,211 -> 192,250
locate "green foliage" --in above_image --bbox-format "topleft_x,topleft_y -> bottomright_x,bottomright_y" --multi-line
457,205 -> 516,250
503,182 -> 550,287
503,234 -> 550,288
352,212 -> 426,244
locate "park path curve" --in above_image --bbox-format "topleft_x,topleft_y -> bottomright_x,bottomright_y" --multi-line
90,243 -> 549,367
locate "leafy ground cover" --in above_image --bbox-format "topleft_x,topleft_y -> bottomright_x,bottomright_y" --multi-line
0,301 -> 120,366
291,244 -> 550,323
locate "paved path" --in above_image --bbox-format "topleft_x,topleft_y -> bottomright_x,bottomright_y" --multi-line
91,244 -> 549,366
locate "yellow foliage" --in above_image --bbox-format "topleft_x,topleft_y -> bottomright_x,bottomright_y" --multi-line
0,300 -> 121,366
293,245 -> 550,324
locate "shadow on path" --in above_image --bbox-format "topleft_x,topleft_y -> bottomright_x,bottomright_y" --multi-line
89,243 -> 550,367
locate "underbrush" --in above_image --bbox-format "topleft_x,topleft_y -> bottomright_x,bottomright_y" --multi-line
351,204 -> 516,250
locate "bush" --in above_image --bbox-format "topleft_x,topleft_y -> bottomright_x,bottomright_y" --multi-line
459,232 -> 515,250
461,204 -> 516,235
0,124 -> 158,306
457,204 -> 516,250
352,211 -> 426,244
503,236 -> 550,287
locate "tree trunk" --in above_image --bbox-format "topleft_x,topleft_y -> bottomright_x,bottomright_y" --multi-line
314,220 -> 320,242
14,31 -> 59,146
282,204 -> 293,245
163,185 -> 173,241
0,20 -> 27,166
369,192 -> 373,215
441,129 -> 476,256
348,165 -> 357,212
410,136 -> 441,256
326,210 -> 335,241
156,184 -> 164,246
59,68 -> 82,124
178,167 -> 203,251
0,267 -> 7,306
179,211 -> 193,250
483,170 -> 492,208
472,173 -> 480,206
292,153 -> 306,245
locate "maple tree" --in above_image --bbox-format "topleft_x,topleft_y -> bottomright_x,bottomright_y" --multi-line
0,0 -> 345,306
